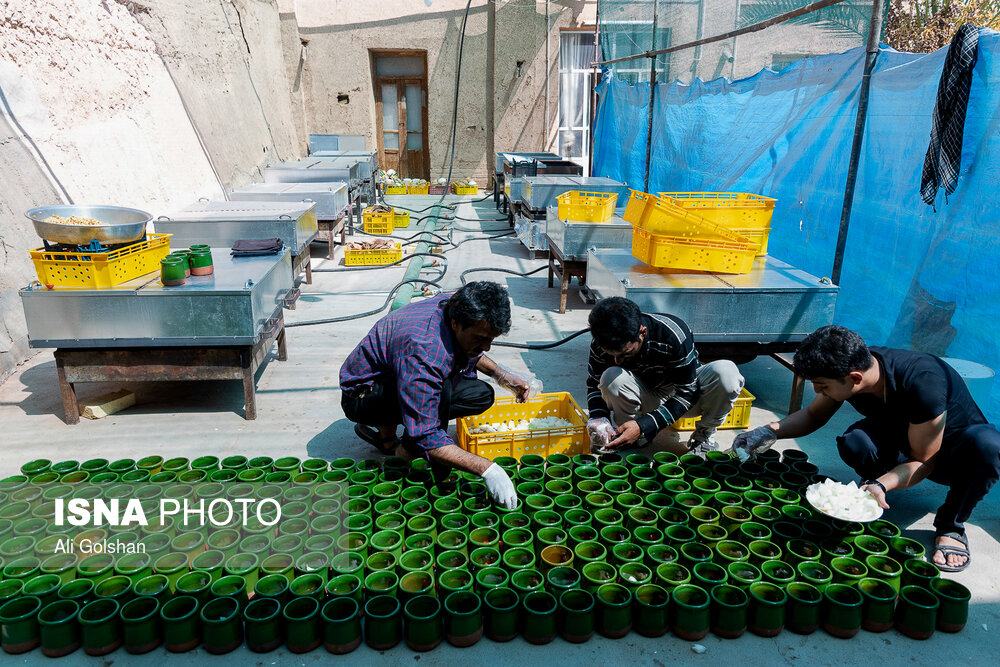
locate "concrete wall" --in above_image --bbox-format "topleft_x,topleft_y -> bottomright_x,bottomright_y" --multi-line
296,0 -> 596,180
0,0 -> 304,383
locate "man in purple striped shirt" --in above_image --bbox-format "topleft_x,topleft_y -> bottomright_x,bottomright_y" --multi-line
340,281 -> 526,508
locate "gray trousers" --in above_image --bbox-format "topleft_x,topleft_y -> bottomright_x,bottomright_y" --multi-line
599,360 -> 745,441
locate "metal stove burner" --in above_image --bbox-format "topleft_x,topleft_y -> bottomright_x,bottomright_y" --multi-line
41,236 -> 147,254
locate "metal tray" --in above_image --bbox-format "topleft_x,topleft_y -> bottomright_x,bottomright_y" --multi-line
229,183 -> 349,219
26,205 -> 152,245
154,200 -> 318,255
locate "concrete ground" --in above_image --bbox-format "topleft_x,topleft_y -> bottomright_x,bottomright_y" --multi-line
1,194 -> 998,664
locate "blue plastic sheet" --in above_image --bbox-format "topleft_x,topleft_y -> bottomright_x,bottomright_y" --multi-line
593,33 -> 1000,420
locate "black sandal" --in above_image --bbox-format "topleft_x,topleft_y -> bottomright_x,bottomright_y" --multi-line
353,424 -> 398,455
933,531 -> 971,572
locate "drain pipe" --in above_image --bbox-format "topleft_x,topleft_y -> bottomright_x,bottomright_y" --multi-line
390,200 -> 447,310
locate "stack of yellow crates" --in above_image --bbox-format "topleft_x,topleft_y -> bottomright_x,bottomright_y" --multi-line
623,190 -> 775,274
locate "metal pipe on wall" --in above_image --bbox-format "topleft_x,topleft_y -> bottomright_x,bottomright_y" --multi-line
831,0 -> 885,285
544,0 -> 550,150
487,0 -> 496,189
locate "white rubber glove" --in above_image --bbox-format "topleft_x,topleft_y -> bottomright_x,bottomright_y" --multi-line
492,364 -> 539,403
587,418 -> 616,451
481,463 -> 518,509
731,425 -> 778,462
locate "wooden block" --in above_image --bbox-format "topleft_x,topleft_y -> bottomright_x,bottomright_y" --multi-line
80,389 -> 136,420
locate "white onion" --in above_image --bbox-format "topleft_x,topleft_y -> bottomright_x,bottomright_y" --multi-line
805,478 -> 882,522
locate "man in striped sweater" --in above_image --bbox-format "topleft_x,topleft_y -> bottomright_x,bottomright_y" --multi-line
586,297 -> 745,454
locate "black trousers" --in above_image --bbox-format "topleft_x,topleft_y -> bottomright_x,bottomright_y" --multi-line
837,418 -> 1000,536
342,375 -> 494,464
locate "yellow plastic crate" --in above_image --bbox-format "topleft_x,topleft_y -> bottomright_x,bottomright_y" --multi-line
631,228 -> 756,274
672,388 -> 756,431
344,243 -> 403,266
658,192 -> 775,256
453,184 -> 479,195
457,392 -> 589,461
29,233 -> 172,289
363,207 -> 395,235
393,211 -> 410,228
407,184 -> 430,195
623,190 -> 657,226
556,191 -> 618,223
384,185 -> 406,195
641,198 -> 753,245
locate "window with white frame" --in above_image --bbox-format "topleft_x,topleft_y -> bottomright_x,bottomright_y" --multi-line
558,31 -> 596,171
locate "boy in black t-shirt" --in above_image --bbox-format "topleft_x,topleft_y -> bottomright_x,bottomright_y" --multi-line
733,325 -> 1000,572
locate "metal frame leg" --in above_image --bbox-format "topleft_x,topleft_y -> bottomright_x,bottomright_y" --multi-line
241,347 -> 256,420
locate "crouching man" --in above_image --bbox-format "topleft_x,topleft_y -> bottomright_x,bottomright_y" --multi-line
585,297 -> 745,454
734,324 -> 1000,571
340,281 -> 530,508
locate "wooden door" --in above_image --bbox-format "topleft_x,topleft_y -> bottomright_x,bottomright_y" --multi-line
373,51 -> 429,180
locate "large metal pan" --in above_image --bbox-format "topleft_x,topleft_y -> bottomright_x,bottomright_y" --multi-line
26,205 -> 152,245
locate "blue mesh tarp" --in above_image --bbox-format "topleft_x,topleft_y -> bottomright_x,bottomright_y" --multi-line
592,32 -> 1000,420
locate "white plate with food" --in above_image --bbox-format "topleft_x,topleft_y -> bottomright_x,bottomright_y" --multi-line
804,478 -> 884,523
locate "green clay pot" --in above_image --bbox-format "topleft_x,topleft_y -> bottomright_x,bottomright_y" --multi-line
403,595 -> 443,652
710,583 -> 748,638
133,574 -> 170,603
858,577 -> 897,633
747,581 -> 787,637
655,562 -> 691,589
796,560 -> 833,592
901,558 -> 941,590
821,582 -> 863,638
931,578 -> 970,633
79,598 -> 121,656
120,596 -> 161,654
200,596 -> 242,654
159,595 -> 200,652
693,561 -> 729,590
443,590 -> 483,647
558,588 -> 595,643
521,591 -> 558,645
864,554 -> 903,593
633,583 -> 670,637
22,573 -> 63,608
895,584 -> 940,640
0,595 -> 43,654
322,596 -> 362,654
671,584 -> 710,640
398,571 -> 433,601
595,582 -> 632,638
283,596 -> 321,653
483,587 -> 520,642
890,536 -> 926,562
830,556 -> 868,587
785,581 -> 823,634
38,599 -> 81,657
174,571 -> 212,604
365,594 -> 402,650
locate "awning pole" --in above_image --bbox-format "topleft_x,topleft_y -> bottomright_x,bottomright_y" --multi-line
644,0 -> 660,193
831,0 -> 885,285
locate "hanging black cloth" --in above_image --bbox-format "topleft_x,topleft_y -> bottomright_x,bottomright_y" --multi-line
920,24 -> 979,208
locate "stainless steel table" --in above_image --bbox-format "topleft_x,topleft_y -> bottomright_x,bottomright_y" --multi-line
20,252 -> 294,422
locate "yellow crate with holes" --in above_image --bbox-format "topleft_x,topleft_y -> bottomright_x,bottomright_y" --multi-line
29,233 -> 172,289
407,184 -> 430,195
631,227 -> 756,274
658,192 -> 775,255
672,388 -> 756,431
623,190 -> 658,226
556,191 -> 618,223
457,392 -> 589,461
363,207 -> 395,235
393,210 -> 410,228
384,185 -> 406,195
344,243 -> 403,267
452,183 -> 479,195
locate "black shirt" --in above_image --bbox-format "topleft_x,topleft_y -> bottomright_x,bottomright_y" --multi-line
847,347 -> 987,444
